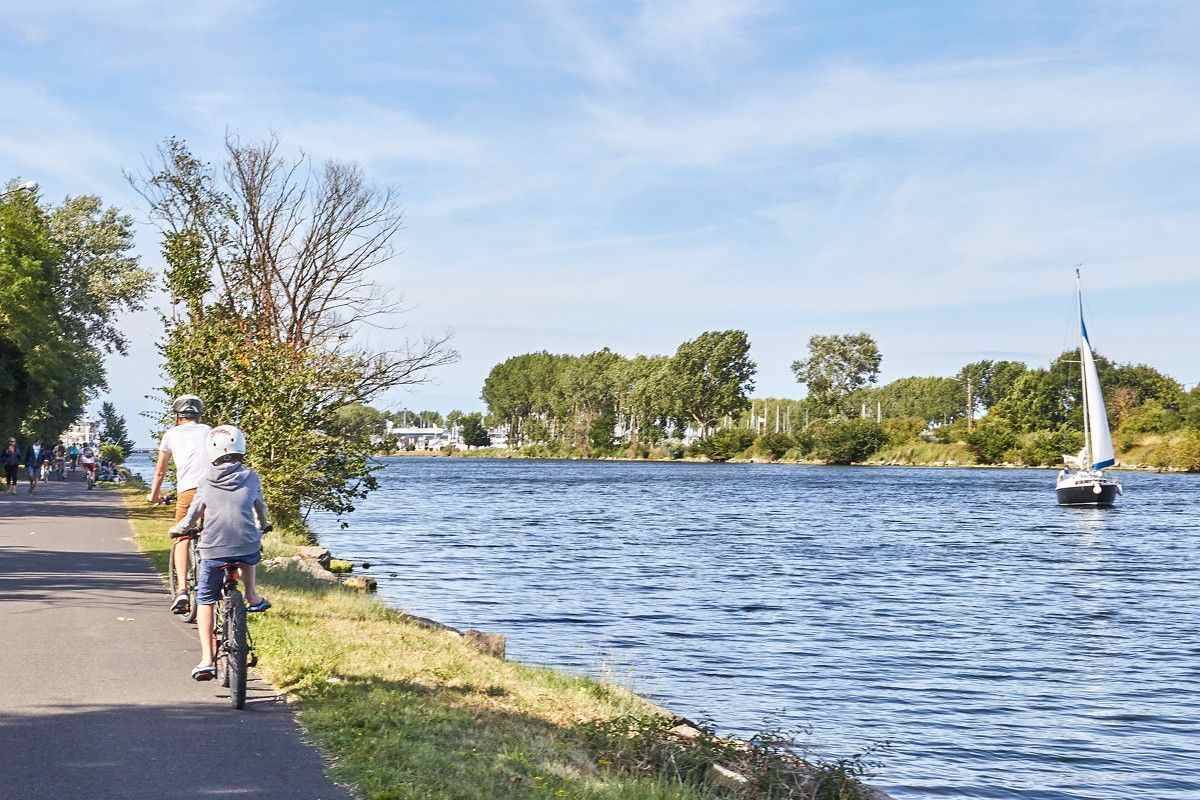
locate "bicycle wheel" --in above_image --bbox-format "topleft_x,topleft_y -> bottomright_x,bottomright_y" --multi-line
184,539 -> 199,624
225,589 -> 248,709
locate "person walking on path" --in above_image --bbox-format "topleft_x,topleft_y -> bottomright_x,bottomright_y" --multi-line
148,394 -> 211,614
22,438 -> 48,494
2,438 -> 20,493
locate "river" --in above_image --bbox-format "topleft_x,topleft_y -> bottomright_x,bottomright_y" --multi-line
130,454 -> 1200,799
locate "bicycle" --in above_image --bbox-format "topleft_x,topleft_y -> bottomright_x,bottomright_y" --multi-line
212,562 -> 263,709
167,522 -> 199,625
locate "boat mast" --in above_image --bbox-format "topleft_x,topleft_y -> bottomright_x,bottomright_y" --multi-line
1076,268 -> 1092,468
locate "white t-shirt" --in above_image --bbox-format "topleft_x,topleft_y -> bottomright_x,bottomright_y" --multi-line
159,422 -> 213,492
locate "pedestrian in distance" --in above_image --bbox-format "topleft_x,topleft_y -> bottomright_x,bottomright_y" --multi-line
148,395 -> 212,615
170,425 -> 272,681
23,438 -> 48,494
2,438 -> 20,494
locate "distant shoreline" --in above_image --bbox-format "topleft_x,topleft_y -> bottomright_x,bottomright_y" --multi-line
377,450 -> 1188,473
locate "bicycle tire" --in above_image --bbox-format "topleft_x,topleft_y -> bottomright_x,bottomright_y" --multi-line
226,589 -> 248,709
219,605 -> 231,688
184,538 -> 199,624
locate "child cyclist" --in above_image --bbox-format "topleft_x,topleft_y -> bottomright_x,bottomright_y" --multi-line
169,425 -> 272,681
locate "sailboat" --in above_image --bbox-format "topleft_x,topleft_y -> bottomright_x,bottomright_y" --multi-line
1055,269 -> 1122,506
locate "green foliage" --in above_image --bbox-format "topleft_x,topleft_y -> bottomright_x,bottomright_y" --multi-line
670,330 -> 757,434
1114,400 -> 1180,452
1014,426 -> 1083,467
810,419 -> 886,464
481,332 -> 755,454
0,181 -> 148,441
579,714 -> 884,800
965,417 -> 1018,464
791,333 -> 882,415
142,136 -> 453,526
460,412 -> 491,447
100,442 -> 126,464
881,416 -> 926,447
854,377 -> 963,425
98,401 -> 135,460
693,428 -> 756,462
1171,430 -> 1200,472
957,360 -> 1027,412
754,432 -> 795,461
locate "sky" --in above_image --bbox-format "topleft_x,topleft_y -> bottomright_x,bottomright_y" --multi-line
2,1 -> 1198,445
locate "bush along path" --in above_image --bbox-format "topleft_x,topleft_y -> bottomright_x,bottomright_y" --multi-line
121,487 -> 894,800
0,475 -> 349,800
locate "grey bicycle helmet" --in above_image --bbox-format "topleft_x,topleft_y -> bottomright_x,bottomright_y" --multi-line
171,394 -> 204,419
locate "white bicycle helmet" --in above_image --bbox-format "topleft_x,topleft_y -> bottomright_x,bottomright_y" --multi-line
206,425 -> 247,465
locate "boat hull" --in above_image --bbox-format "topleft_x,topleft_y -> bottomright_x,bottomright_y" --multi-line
1056,482 -> 1119,507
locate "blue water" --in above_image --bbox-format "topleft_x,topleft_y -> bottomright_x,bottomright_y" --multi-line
142,452 -> 1200,799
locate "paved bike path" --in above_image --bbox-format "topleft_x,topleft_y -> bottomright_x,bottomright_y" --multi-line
0,477 -> 351,800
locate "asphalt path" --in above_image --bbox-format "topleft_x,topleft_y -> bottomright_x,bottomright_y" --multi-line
0,474 -> 350,800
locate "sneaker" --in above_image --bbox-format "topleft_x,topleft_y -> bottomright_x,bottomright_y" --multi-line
246,598 -> 271,613
171,593 -> 190,614
191,663 -> 216,681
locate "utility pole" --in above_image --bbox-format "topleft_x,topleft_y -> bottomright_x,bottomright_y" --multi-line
876,400 -> 881,424
966,379 -> 974,432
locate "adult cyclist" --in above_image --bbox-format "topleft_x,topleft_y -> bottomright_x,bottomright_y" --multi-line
148,395 -> 212,615
68,443 -> 80,472
79,445 -> 97,487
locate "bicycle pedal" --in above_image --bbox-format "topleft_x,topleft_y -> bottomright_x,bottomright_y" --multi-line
247,652 -> 258,667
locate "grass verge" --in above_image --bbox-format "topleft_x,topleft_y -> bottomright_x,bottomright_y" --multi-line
118,485 -> 717,800
117,485 -> 884,800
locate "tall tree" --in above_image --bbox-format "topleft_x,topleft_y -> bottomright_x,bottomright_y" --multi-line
669,330 -> 756,435
98,402 -> 136,459
0,182 -> 148,440
792,333 -> 882,416
459,413 -> 491,447
132,136 -> 457,523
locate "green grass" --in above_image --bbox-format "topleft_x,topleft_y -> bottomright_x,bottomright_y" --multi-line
117,486 -> 719,800
865,441 -> 977,466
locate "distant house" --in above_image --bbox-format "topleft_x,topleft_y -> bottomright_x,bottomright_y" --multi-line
384,422 -> 447,451
63,419 -> 99,447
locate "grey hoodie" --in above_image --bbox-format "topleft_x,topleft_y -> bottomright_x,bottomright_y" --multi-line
173,461 -> 270,560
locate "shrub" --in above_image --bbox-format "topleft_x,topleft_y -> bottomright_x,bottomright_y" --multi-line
693,428 -> 756,462
1172,429 -> 1200,472
100,442 -> 126,464
881,416 -> 925,447
930,418 -> 969,444
1015,426 -> 1083,466
965,417 -> 1018,464
754,432 -> 795,460
811,419 -> 886,464
1114,400 -> 1181,451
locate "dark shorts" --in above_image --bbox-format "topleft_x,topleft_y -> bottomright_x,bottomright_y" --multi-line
196,551 -> 262,605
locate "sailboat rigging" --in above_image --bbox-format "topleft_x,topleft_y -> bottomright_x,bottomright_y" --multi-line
1055,269 -> 1121,506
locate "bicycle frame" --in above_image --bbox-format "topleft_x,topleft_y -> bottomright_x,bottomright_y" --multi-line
212,563 -> 257,709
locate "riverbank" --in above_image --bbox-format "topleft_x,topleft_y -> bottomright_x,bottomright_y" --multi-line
118,486 -> 889,800
383,439 -> 1193,472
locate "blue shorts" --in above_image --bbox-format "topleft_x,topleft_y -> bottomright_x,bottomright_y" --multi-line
196,552 -> 261,605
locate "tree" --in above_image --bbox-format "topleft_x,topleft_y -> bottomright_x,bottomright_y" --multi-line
98,402 -> 135,459
132,136 -> 457,524
669,330 -> 756,435
958,360 -> 1028,414
965,417 -> 1018,464
792,333 -> 882,416
460,413 -> 491,447
857,376 -> 962,424
810,419 -> 886,464
0,181 -> 148,441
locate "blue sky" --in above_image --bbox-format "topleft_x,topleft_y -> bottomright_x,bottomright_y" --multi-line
2,1 -> 1198,444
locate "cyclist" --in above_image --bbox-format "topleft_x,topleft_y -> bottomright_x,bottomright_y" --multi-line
53,442 -> 66,480
148,395 -> 212,615
169,425 -> 271,681
79,445 -> 97,487
68,443 -> 79,472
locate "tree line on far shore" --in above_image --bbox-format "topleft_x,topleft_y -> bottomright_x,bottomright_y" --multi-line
472,331 -> 1200,470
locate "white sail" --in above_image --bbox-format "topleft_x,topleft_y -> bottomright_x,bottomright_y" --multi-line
1079,301 -> 1115,470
